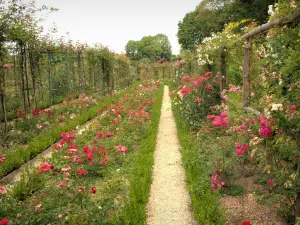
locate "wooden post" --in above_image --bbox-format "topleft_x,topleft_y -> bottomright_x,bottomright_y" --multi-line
0,66 -> 8,138
242,39 -> 250,106
219,47 -> 226,93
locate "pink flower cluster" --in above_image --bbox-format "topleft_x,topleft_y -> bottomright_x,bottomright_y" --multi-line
0,154 -> 7,163
193,72 -> 213,88
180,86 -> 191,98
36,162 -> 54,174
116,145 -> 128,154
257,116 -> 275,137
235,142 -> 249,156
228,84 -> 241,92
207,112 -> 229,128
211,168 -> 225,191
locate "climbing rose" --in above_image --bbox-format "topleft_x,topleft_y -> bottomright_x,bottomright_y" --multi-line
259,123 -> 273,137
77,169 -> 86,176
220,111 -> 227,118
0,218 -> 9,225
180,86 -> 191,98
193,80 -> 199,88
36,162 -> 54,174
0,186 -> 5,194
290,105 -> 296,109
257,115 -> 274,137
212,116 -> 229,128
235,142 -> 249,156
207,115 -> 215,120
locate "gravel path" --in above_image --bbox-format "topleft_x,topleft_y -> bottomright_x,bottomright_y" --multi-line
146,85 -> 196,225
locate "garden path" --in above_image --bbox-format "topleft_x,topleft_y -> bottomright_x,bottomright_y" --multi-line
146,85 -> 196,225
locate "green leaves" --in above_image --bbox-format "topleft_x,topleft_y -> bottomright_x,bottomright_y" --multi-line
125,34 -> 172,62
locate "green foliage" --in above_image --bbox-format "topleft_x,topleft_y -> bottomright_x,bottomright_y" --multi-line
125,34 -> 172,62
118,85 -> 163,225
177,0 -> 276,50
221,184 -> 245,196
172,98 -> 224,224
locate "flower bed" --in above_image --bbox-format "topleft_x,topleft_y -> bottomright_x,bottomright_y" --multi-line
0,84 -> 141,179
0,80 -> 162,224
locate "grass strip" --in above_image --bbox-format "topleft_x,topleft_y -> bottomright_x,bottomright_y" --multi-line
171,93 -> 224,225
118,84 -> 164,225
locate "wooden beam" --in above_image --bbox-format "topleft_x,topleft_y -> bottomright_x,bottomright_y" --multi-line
221,96 -> 261,116
242,11 -> 300,39
242,40 -> 250,106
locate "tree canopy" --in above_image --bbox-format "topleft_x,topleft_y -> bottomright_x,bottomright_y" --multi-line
177,0 -> 277,50
125,34 -> 172,62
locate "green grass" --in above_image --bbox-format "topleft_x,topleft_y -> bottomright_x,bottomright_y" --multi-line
117,84 -> 164,225
172,96 -> 224,225
221,184 -> 245,196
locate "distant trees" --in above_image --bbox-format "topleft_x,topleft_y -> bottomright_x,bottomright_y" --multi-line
125,34 -> 172,62
177,0 -> 277,50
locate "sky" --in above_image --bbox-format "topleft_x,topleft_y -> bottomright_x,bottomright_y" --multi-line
36,0 -> 200,54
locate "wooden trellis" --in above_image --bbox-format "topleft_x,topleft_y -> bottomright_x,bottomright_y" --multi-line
219,11 -> 300,109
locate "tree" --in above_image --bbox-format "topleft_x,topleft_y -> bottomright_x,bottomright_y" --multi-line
177,0 -> 277,51
125,40 -> 140,60
125,34 -> 172,62
154,34 -> 172,60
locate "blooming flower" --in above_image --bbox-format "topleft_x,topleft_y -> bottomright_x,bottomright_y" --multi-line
36,162 -> 54,174
116,145 -> 128,154
235,142 -> 249,156
271,103 -> 283,111
267,178 -> 273,186
259,123 -> 273,137
78,186 -> 86,192
90,187 -> 96,194
105,132 -> 114,137
96,132 -> 104,139
0,218 -> 9,225
77,169 -> 86,176
83,145 -> 90,153
242,222 -> 252,225
194,98 -> 202,103
179,86 -> 191,98
0,186 -> 5,194
0,154 -> 6,163
211,169 -> 225,191
34,204 -> 42,211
